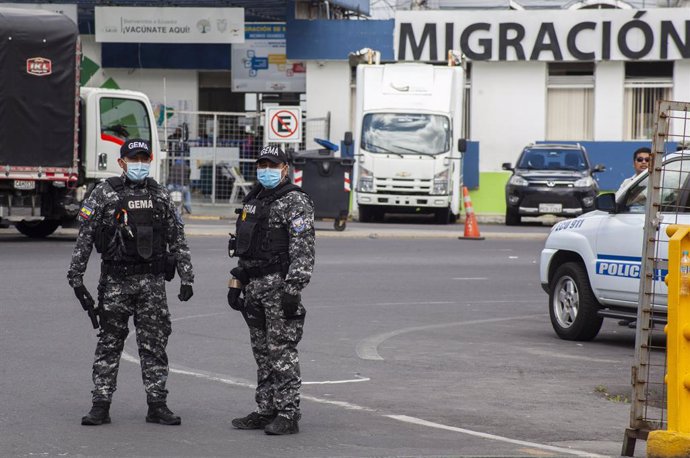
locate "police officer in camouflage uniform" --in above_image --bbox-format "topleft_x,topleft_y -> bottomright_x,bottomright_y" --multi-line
68,139 -> 194,426
227,145 -> 315,435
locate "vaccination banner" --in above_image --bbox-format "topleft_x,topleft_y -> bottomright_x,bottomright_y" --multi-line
95,7 -> 244,44
231,23 -> 306,93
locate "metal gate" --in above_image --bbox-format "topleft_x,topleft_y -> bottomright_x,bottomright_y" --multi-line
159,109 -> 330,207
623,100 -> 690,455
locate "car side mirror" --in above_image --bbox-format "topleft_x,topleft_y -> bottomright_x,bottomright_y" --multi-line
344,131 -> 353,146
502,162 -> 513,171
595,193 -> 617,213
592,164 -> 606,173
457,139 -> 467,153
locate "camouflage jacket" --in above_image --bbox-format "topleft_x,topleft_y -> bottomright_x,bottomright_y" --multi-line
67,175 -> 194,288
237,183 -> 315,296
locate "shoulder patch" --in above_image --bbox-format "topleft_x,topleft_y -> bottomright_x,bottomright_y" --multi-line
291,216 -> 306,233
79,205 -> 94,220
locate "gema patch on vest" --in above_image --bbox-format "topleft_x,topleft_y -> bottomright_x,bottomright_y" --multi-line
127,199 -> 154,209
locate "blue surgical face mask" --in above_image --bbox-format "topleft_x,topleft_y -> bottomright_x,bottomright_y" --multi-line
257,167 -> 283,189
125,161 -> 150,181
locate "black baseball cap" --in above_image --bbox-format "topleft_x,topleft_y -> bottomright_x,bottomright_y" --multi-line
120,139 -> 152,159
255,145 -> 287,164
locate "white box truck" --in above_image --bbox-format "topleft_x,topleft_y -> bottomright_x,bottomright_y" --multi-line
353,59 -> 466,223
0,8 -> 160,237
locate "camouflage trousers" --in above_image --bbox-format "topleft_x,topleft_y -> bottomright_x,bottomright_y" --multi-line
91,273 -> 172,404
244,273 -> 305,421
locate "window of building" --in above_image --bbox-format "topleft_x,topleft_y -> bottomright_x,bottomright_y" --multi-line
624,62 -> 673,140
546,63 -> 594,141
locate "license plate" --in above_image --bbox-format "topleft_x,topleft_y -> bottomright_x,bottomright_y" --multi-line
14,180 -> 35,190
539,203 -> 562,213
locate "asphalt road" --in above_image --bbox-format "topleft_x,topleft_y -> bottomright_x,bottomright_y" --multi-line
0,225 -> 647,457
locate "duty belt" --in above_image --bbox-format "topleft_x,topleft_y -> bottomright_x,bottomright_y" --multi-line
101,259 -> 166,277
244,263 -> 285,279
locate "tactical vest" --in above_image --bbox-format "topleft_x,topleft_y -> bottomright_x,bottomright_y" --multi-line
235,181 -> 305,262
95,177 -> 167,263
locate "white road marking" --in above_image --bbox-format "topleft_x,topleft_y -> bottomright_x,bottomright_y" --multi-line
372,300 -> 456,306
523,348 -> 624,364
119,312 -> 606,457
124,312 -> 372,386
303,376 -> 370,385
386,415 -> 608,458
356,314 -> 546,361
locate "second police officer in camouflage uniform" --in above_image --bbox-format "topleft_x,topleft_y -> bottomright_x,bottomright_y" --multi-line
227,145 -> 315,435
68,139 -> 194,426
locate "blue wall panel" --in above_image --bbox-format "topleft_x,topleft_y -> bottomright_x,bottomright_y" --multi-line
463,141 -> 480,190
535,140 -> 682,191
286,19 -> 394,61
102,43 -> 231,69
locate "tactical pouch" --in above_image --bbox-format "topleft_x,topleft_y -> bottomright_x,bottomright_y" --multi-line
164,254 -> 177,282
235,221 -> 257,257
94,226 -> 108,254
136,226 -> 154,259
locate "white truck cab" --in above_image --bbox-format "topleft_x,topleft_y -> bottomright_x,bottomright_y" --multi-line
80,87 -> 160,182
540,152 -> 690,340
353,62 -> 466,224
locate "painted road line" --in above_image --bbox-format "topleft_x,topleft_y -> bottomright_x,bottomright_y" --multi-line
523,348 -> 624,365
386,415 -> 608,458
356,314 -> 546,361
119,311 -> 605,457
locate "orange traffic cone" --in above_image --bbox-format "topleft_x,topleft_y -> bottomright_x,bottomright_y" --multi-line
459,186 -> 484,240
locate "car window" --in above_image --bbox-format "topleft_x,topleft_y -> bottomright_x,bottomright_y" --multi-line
516,149 -> 588,171
99,97 -> 152,141
624,176 -> 648,213
660,158 -> 690,213
622,157 -> 690,213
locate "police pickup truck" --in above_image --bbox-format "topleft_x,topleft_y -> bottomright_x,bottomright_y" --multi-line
540,151 -> 690,341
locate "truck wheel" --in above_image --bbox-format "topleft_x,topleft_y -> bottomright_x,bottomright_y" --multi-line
359,205 -> 376,223
16,219 -> 60,238
549,262 -> 603,341
505,208 -> 521,226
434,207 -> 451,224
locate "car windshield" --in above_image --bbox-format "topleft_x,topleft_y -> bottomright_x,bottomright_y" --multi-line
517,148 -> 588,171
360,113 -> 450,155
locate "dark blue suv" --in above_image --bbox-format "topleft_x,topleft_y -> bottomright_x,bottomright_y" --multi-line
502,143 -> 605,225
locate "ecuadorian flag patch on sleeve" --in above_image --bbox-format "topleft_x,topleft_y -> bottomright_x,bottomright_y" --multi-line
79,205 -> 94,220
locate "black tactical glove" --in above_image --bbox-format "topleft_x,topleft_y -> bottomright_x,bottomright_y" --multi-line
227,288 -> 244,311
178,284 -> 193,302
281,292 -> 301,318
74,285 -> 95,309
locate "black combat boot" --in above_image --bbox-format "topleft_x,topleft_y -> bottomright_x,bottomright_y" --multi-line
231,412 -> 276,430
264,415 -> 299,435
81,401 -> 111,426
146,402 -> 181,425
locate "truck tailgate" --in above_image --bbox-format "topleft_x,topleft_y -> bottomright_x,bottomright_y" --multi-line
0,8 -> 78,170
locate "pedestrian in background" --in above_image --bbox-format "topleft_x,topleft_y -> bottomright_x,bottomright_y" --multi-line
227,145 -> 315,435
616,146 -> 651,198
68,139 -> 194,426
